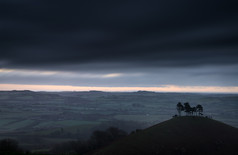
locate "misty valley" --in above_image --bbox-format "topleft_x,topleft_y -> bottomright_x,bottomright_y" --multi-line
0,90 -> 237,153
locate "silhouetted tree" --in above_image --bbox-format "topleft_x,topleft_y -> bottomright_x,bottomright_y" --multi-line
0,138 -> 23,155
106,127 -> 128,140
177,102 -> 203,116
191,107 -> 197,116
51,141 -> 77,154
90,130 -> 112,149
51,127 -> 127,154
90,127 -> 127,149
196,104 -> 203,116
184,102 -> 192,115
176,102 -> 184,116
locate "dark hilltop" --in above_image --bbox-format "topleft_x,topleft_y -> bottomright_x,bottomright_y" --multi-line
93,116 -> 238,155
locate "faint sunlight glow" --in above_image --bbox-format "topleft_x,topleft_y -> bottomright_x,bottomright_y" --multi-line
0,68 -> 124,78
0,84 -> 238,93
0,68 -> 57,76
102,73 -> 123,78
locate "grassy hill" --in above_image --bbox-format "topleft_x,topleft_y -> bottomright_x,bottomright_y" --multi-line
93,116 -> 238,155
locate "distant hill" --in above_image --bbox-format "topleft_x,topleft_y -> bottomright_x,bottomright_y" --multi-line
93,117 -> 238,155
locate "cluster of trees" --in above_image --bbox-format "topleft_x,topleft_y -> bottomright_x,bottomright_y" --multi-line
51,127 -> 128,154
176,102 -> 203,116
0,139 -> 25,155
0,127 -> 127,155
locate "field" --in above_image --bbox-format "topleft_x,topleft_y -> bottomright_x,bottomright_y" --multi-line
0,90 -> 237,151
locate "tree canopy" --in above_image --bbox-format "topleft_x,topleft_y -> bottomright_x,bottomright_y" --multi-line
176,102 -> 203,116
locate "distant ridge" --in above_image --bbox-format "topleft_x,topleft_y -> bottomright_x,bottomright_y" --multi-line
135,91 -> 155,93
93,117 -> 238,155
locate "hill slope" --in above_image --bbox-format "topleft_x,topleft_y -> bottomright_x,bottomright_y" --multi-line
93,117 -> 238,155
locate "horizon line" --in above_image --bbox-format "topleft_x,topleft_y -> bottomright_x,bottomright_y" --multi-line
0,84 -> 238,94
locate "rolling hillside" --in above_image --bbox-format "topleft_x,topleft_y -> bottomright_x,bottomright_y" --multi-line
94,117 -> 238,155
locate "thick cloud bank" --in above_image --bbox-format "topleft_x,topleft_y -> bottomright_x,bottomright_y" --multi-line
0,0 -> 238,89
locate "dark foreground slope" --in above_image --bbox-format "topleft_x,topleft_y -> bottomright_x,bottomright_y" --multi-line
93,117 -> 238,155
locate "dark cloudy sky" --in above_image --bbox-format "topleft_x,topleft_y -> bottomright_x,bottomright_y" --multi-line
0,0 -> 238,92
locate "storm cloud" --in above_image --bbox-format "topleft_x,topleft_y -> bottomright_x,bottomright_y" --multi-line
0,0 -> 238,89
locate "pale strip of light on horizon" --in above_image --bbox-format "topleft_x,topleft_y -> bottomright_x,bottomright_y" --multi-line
0,68 -> 124,78
0,84 -> 238,93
